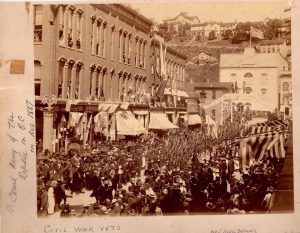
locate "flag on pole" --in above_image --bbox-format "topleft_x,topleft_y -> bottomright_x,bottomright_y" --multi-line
250,26 -> 264,39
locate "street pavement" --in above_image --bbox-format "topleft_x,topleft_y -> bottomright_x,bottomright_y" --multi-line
271,132 -> 294,213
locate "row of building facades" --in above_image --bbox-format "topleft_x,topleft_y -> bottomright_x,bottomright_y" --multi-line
34,4 -> 292,153
34,4 -> 190,152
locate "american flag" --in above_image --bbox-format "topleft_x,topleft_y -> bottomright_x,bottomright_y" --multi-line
250,26 -> 264,39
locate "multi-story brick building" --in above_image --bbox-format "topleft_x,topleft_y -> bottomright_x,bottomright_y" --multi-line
34,4 -> 188,152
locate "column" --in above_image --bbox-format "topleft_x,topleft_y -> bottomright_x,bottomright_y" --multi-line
43,111 -> 54,153
70,65 -> 76,99
62,64 -> 68,99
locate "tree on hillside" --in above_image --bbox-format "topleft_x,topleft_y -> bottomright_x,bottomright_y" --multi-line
208,30 -> 216,40
158,22 -> 168,38
263,19 -> 282,39
222,29 -> 233,40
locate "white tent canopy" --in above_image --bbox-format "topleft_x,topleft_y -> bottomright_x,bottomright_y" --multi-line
116,111 -> 146,135
188,114 -> 202,125
149,112 -> 179,130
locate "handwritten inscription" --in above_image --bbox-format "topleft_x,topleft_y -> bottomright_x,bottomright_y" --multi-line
44,225 -> 121,233
211,230 -> 257,233
5,99 -> 35,215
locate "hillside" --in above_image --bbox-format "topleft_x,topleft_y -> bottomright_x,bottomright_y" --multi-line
169,40 -> 260,83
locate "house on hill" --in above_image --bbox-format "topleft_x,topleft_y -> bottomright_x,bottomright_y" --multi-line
258,38 -> 289,58
163,12 -> 200,32
198,51 -> 217,63
191,22 -> 221,39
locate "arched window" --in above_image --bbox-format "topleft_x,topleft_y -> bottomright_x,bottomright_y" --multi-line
244,86 -> 253,94
244,72 -> 253,78
261,88 -> 267,95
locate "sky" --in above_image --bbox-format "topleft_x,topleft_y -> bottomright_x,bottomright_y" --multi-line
130,1 -> 290,23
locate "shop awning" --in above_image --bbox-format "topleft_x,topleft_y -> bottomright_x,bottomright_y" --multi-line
116,111 -> 146,135
98,103 -> 119,112
149,112 -> 178,130
133,110 -> 149,115
188,114 -> 202,125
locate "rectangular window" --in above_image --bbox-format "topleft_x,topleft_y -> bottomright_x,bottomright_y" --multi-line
34,61 -> 41,96
34,5 -> 43,43
283,82 -> 289,91
212,91 -> 216,99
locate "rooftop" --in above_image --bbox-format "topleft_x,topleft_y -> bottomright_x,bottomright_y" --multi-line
220,47 -> 288,68
260,38 -> 286,46
163,12 -> 200,23
186,82 -> 233,90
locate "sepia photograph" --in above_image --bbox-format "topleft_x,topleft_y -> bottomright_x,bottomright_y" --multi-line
31,2 -> 294,218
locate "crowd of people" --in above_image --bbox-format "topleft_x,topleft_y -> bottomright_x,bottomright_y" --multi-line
36,117 -> 288,217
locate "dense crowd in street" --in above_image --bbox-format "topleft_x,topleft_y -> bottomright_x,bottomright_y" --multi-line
36,115 -> 288,217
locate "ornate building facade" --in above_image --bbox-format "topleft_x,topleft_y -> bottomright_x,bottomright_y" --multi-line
34,4 -> 188,152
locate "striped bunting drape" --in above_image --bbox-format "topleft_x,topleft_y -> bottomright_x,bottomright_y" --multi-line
238,120 -> 288,171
